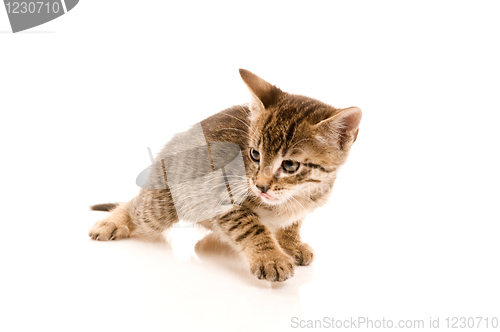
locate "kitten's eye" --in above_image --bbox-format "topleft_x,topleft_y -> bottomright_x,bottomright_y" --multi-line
249,148 -> 260,162
282,160 -> 300,173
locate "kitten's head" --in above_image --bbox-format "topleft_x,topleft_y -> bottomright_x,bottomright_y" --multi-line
239,69 -> 362,206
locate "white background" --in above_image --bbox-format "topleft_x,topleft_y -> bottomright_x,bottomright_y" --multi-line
1,1 -> 499,331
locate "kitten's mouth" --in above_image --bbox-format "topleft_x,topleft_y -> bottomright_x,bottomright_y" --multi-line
250,180 -> 280,203
258,192 -> 275,200
257,192 -> 279,203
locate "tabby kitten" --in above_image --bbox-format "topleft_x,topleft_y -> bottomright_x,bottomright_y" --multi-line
89,69 -> 362,282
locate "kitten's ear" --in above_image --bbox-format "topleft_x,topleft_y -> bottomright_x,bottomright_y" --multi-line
239,69 -> 282,113
314,107 -> 362,150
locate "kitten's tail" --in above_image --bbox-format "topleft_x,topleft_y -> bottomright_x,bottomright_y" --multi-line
90,203 -> 120,212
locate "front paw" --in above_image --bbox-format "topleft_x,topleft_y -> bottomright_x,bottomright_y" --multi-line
285,243 -> 315,266
250,251 -> 295,282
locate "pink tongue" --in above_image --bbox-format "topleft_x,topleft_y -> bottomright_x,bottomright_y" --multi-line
259,193 -> 273,199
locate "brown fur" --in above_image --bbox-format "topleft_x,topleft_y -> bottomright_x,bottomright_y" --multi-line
89,69 -> 362,282
90,203 -> 119,212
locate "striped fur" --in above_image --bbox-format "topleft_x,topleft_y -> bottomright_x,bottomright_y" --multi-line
88,69 -> 361,282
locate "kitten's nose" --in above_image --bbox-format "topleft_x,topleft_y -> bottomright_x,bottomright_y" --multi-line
256,184 -> 270,194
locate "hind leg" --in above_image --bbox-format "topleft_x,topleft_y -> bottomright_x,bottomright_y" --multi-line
89,188 -> 179,241
89,202 -> 135,241
125,188 -> 179,240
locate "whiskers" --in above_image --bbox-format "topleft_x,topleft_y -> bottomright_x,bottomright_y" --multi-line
288,196 -> 309,215
215,182 -> 251,209
274,187 -> 323,216
221,111 -> 259,139
295,193 -> 321,209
